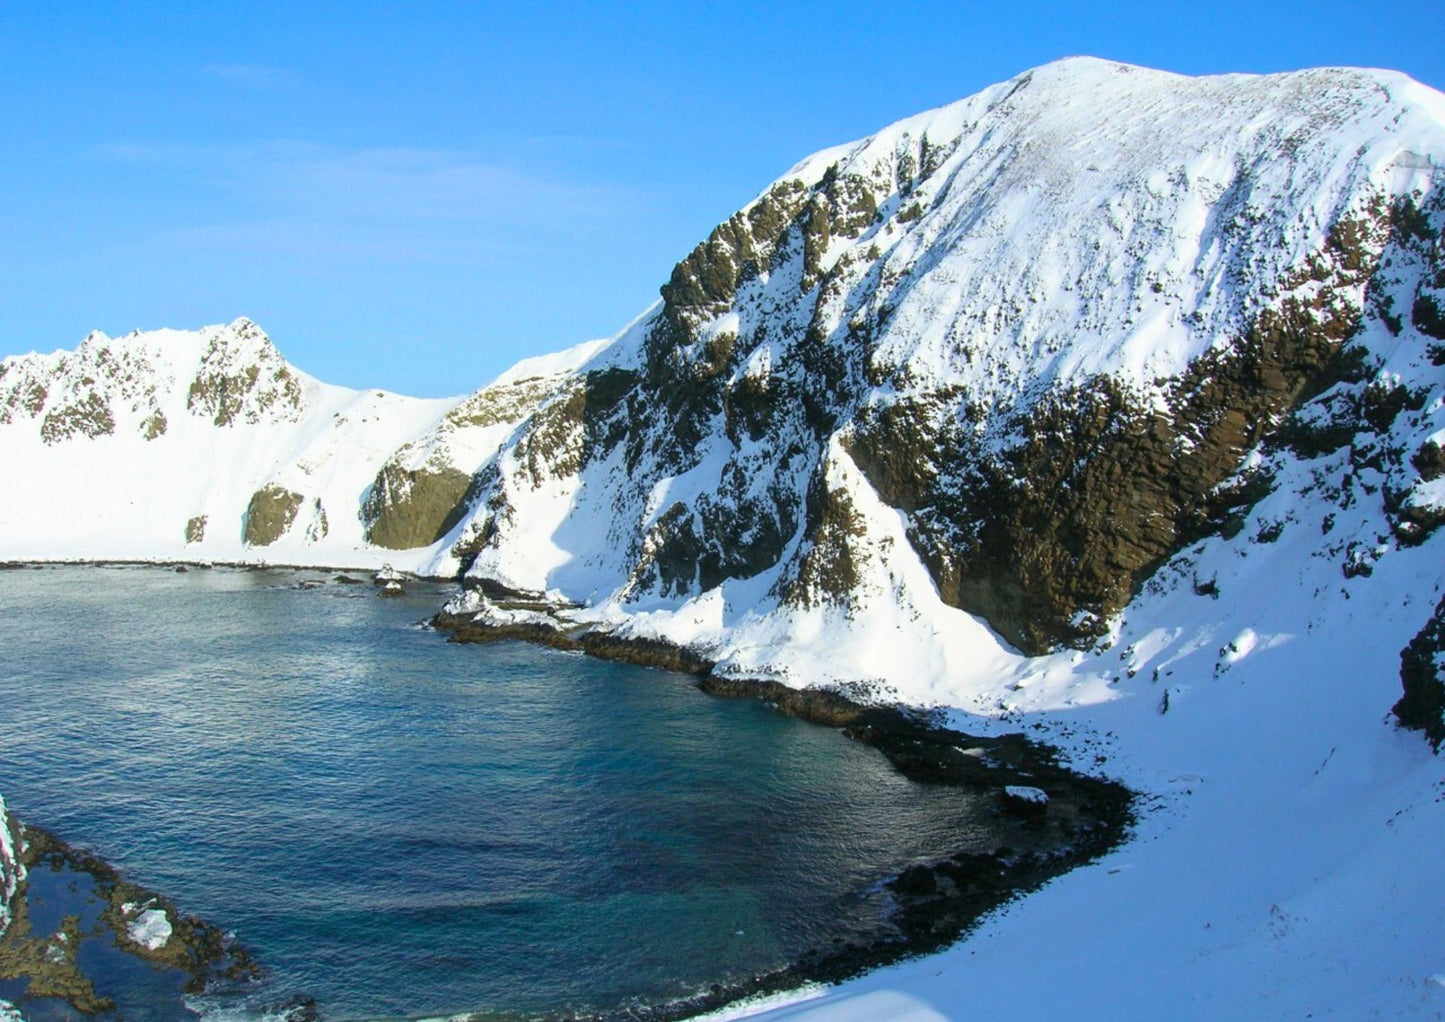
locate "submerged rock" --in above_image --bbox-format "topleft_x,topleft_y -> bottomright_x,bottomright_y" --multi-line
0,811 -> 260,1016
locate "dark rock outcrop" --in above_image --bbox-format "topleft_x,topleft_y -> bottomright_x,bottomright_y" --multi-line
1396,591 -> 1445,749
362,464 -> 475,550
243,485 -> 305,546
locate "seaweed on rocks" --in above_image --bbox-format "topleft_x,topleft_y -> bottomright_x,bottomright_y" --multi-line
0,821 -> 260,1015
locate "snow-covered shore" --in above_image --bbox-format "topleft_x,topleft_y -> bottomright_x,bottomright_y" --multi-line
722,460 -> 1445,1019
0,793 -> 23,938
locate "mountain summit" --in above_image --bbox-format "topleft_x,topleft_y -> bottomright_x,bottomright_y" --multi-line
434,56 -> 1445,682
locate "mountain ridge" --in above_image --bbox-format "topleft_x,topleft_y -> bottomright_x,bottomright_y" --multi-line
431,54 -> 1445,673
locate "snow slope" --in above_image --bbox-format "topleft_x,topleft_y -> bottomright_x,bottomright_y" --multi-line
0,318 -> 463,569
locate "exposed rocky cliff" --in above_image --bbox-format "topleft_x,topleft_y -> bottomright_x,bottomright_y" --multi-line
434,58 -> 1445,673
360,339 -> 607,551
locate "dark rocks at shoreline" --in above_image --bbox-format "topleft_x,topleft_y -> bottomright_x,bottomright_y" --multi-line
432,607 -> 1134,1022
435,610 -> 719,677
0,823 -> 261,1016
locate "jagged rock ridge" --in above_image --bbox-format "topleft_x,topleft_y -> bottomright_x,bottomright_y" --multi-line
0,319 -> 462,557
438,57 -> 1445,664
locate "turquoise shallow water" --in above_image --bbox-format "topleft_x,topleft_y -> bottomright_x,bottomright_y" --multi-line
0,566 -> 992,1020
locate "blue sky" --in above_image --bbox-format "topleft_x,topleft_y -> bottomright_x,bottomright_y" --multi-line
2,2 -> 1441,397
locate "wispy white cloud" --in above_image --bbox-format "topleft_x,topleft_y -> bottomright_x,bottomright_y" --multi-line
90,140 -> 641,263
198,63 -> 296,90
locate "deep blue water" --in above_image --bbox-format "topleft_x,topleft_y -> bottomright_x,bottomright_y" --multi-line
0,566 -> 991,1020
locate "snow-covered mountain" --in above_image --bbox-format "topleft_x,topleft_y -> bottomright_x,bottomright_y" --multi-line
0,318 -> 458,563
439,57 -> 1445,685
0,317 -> 606,567
4,55 -> 1445,1019
432,57 -> 1445,1019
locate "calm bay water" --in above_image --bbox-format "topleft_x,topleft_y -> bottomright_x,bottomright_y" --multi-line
0,566 -> 991,1020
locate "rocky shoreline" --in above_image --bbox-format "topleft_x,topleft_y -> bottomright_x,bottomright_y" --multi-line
433,594 -> 1134,1022
1,564 -> 1132,1022
0,817 -> 260,1016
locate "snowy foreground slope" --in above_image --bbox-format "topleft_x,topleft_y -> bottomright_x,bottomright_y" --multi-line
4,56 -> 1445,1019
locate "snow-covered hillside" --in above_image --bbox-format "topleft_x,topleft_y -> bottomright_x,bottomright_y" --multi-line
721,320 -> 1445,1019
441,56 -> 1445,682
0,319 -> 610,570
0,318 -> 464,566
429,58 -> 1445,1019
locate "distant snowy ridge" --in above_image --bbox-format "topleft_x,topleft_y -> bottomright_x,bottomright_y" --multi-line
0,318 -> 463,566
0,318 -> 609,569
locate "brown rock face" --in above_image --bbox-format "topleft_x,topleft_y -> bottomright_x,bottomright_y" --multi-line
846,201 -> 1420,652
39,392 -> 115,444
362,465 -> 475,550
242,485 -> 305,546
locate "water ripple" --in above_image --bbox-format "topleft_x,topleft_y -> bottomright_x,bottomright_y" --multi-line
0,566 -> 992,1019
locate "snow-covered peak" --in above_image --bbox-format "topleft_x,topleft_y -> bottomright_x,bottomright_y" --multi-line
0,318 -> 324,441
742,58 -> 1445,405
487,336 -> 613,389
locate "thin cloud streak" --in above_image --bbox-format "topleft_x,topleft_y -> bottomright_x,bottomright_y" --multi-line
90,140 -> 643,262
198,63 -> 297,89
